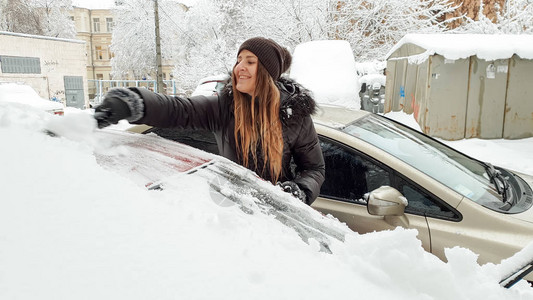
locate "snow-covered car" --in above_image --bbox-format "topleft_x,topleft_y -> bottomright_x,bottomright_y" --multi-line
93,128 -> 349,254
131,105 -> 533,282
0,82 -> 64,115
3,104 -> 533,297
190,74 -> 229,97
289,40 -> 360,109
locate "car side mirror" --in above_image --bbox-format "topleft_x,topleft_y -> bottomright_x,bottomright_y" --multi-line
367,186 -> 407,216
366,186 -> 409,228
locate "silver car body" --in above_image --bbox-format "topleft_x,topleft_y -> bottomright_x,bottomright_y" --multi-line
311,105 -> 533,279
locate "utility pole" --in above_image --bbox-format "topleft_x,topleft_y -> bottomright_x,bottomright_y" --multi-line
154,0 -> 164,93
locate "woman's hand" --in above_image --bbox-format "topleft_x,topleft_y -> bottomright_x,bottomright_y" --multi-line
278,181 -> 307,203
94,88 -> 144,128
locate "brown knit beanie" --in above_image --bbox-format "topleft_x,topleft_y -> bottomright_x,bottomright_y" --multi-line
238,37 -> 292,80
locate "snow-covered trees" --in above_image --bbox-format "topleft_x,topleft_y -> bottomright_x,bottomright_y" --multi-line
107,0 -> 532,90
331,0 -> 460,61
166,0 -> 460,88
110,0 -> 186,79
169,0 -> 241,89
457,0 -> 533,34
0,0 -> 76,39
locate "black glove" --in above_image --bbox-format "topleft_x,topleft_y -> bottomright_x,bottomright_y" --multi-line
94,88 -> 144,129
278,181 -> 307,203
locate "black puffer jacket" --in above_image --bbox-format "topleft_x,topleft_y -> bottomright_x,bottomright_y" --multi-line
129,77 -> 325,204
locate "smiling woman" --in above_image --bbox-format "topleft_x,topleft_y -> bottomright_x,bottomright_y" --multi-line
91,37 -> 326,205
234,49 -> 258,95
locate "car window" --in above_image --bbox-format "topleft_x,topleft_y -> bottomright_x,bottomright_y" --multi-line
397,177 -> 460,221
319,137 -> 390,203
319,137 -> 460,221
341,114 -> 514,213
215,82 -> 226,94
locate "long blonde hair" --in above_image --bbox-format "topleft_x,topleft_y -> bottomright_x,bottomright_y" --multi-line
232,62 -> 284,183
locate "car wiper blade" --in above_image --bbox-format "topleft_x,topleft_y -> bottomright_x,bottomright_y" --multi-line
485,163 -> 515,210
499,173 -> 511,206
486,163 -> 503,195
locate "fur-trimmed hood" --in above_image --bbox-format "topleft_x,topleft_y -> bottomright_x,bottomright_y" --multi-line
221,76 -> 317,122
277,77 -> 317,122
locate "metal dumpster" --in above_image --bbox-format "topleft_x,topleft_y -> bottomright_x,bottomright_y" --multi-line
385,34 -> 533,140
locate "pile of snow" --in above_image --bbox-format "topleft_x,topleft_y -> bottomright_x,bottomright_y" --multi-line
359,73 -> 386,87
355,60 -> 387,77
290,40 -> 360,109
1,102 -> 533,298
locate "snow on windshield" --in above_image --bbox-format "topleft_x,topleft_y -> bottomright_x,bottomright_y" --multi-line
2,103 -> 533,298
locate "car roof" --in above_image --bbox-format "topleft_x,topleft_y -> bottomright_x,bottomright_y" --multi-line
0,82 -> 63,111
197,74 -> 230,85
312,104 -> 370,128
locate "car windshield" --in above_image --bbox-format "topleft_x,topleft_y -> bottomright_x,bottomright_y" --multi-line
342,114 -> 506,211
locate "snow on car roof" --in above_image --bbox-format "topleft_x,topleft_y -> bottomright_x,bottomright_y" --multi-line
386,33 -> 533,61
196,74 -> 230,85
0,82 -> 63,111
313,104 -> 368,128
290,40 -> 360,109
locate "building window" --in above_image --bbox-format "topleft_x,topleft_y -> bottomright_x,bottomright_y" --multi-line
93,18 -> 100,32
69,16 -> 74,21
95,46 -> 103,60
106,18 -> 114,32
0,56 -> 41,74
108,46 -> 114,59
96,73 -> 104,80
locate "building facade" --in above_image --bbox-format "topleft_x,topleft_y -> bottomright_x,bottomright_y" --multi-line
71,7 -> 114,83
0,31 -> 88,108
70,5 -> 176,99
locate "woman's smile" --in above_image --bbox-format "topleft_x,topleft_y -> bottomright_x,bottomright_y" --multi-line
234,50 -> 258,95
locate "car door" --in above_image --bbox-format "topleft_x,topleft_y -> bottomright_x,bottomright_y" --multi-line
312,136 -> 433,252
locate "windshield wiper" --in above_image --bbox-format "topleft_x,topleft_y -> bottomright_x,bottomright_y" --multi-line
486,163 -> 512,207
486,163 -> 503,194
